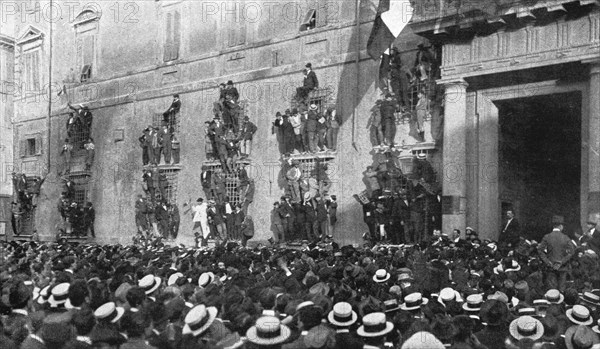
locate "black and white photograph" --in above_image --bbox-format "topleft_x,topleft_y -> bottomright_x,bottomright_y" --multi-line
0,0 -> 600,348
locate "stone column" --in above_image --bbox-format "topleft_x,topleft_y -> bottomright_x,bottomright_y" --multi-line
440,79 -> 468,234
589,62 -> 600,215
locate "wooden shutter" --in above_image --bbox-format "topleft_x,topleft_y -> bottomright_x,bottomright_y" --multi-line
76,37 -> 83,71
317,0 -> 327,27
35,134 -> 42,155
83,36 -> 94,68
32,51 -> 40,90
164,12 -> 173,61
20,139 -> 27,157
172,11 -> 180,60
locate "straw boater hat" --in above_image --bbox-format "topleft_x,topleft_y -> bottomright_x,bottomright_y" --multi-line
37,285 -> 51,305
168,272 -> 184,286
138,274 -> 161,295
383,299 -> 401,313
544,289 -> 564,304
94,302 -> 125,324
494,259 -> 521,274
566,305 -> 594,326
198,272 -> 215,288
565,325 -> 600,349
579,292 -> 600,307
439,287 -> 462,304
309,104 -> 318,111
593,319 -> 600,335
400,293 -> 429,311
48,283 -> 70,308
328,302 -> 358,327
373,269 -> 391,283
246,316 -> 291,345
356,312 -> 394,337
182,305 -> 218,337
462,294 -> 483,312
509,315 -> 544,341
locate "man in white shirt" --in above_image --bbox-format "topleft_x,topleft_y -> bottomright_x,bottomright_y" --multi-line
191,198 -> 209,247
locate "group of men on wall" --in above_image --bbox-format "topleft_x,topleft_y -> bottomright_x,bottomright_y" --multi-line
60,103 -> 95,174
205,82 -> 257,173
10,173 -> 46,236
134,193 -> 180,242
138,94 -> 182,167
56,179 -> 95,238
358,151 -> 441,244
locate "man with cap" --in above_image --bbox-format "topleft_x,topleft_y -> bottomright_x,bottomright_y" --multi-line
149,126 -> 162,166
290,108 -> 306,153
279,196 -> 295,241
239,116 -> 257,158
139,127 -> 152,166
162,94 -> 181,124
296,63 -> 319,104
537,216 -> 575,291
328,302 -> 363,349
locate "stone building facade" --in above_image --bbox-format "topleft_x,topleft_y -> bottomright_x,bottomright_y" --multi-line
6,0 -> 433,244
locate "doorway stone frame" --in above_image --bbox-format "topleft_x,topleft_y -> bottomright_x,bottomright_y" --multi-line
461,80 -> 590,240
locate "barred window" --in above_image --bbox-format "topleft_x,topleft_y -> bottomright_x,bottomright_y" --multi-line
202,161 -> 250,207
408,78 -> 434,114
292,156 -> 334,181
153,112 -> 180,133
155,168 -> 179,204
67,173 -> 91,205
307,87 -> 333,115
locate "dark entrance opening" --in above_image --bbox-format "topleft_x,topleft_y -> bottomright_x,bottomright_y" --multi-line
497,92 -> 581,241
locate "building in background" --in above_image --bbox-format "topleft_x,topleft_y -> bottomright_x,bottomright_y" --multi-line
2,0 -> 599,243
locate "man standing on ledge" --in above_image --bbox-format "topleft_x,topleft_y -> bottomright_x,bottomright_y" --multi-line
499,209 -> 520,247
296,63 -> 319,105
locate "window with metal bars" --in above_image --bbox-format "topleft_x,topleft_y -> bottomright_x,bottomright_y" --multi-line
67,174 -> 91,205
202,163 -> 246,207
308,87 -> 333,114
407,78 -> 435,115
155,169 -> 179,205
152,112 -> 180,134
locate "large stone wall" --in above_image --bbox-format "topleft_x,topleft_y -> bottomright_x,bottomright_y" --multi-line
10,0 -> 431,244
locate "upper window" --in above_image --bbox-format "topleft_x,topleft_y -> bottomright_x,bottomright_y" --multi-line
16,26 -> 43,93
163,10 -> 181,62
73,9 -> 100,83
300,1 -> 328,32
225,1 -> 246,47
20,134 -> 42,157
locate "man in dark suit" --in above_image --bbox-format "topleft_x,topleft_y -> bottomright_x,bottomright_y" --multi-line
155,201 -> 169,239
391,191 -> 411,244
499,209 -> 520,246
583,213 -> 600,254
537,216 -> 575,291
296,63 -> 319,103
278,196 -> 295,241
162,94 -> 181,123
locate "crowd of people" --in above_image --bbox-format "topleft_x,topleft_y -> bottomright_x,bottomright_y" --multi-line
2,217 -> 600,349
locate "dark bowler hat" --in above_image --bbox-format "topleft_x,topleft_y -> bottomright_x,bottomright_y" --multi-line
305,63 -> 312,68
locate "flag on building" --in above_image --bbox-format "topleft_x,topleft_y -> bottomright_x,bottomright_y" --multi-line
367,0 -> 414,60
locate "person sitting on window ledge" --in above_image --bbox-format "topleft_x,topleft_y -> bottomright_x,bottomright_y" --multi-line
67,103 -> 92,145
162,94 -> 181,124
295,63 -> 318,105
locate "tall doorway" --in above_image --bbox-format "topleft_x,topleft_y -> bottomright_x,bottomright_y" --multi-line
496,92 -> 582,241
